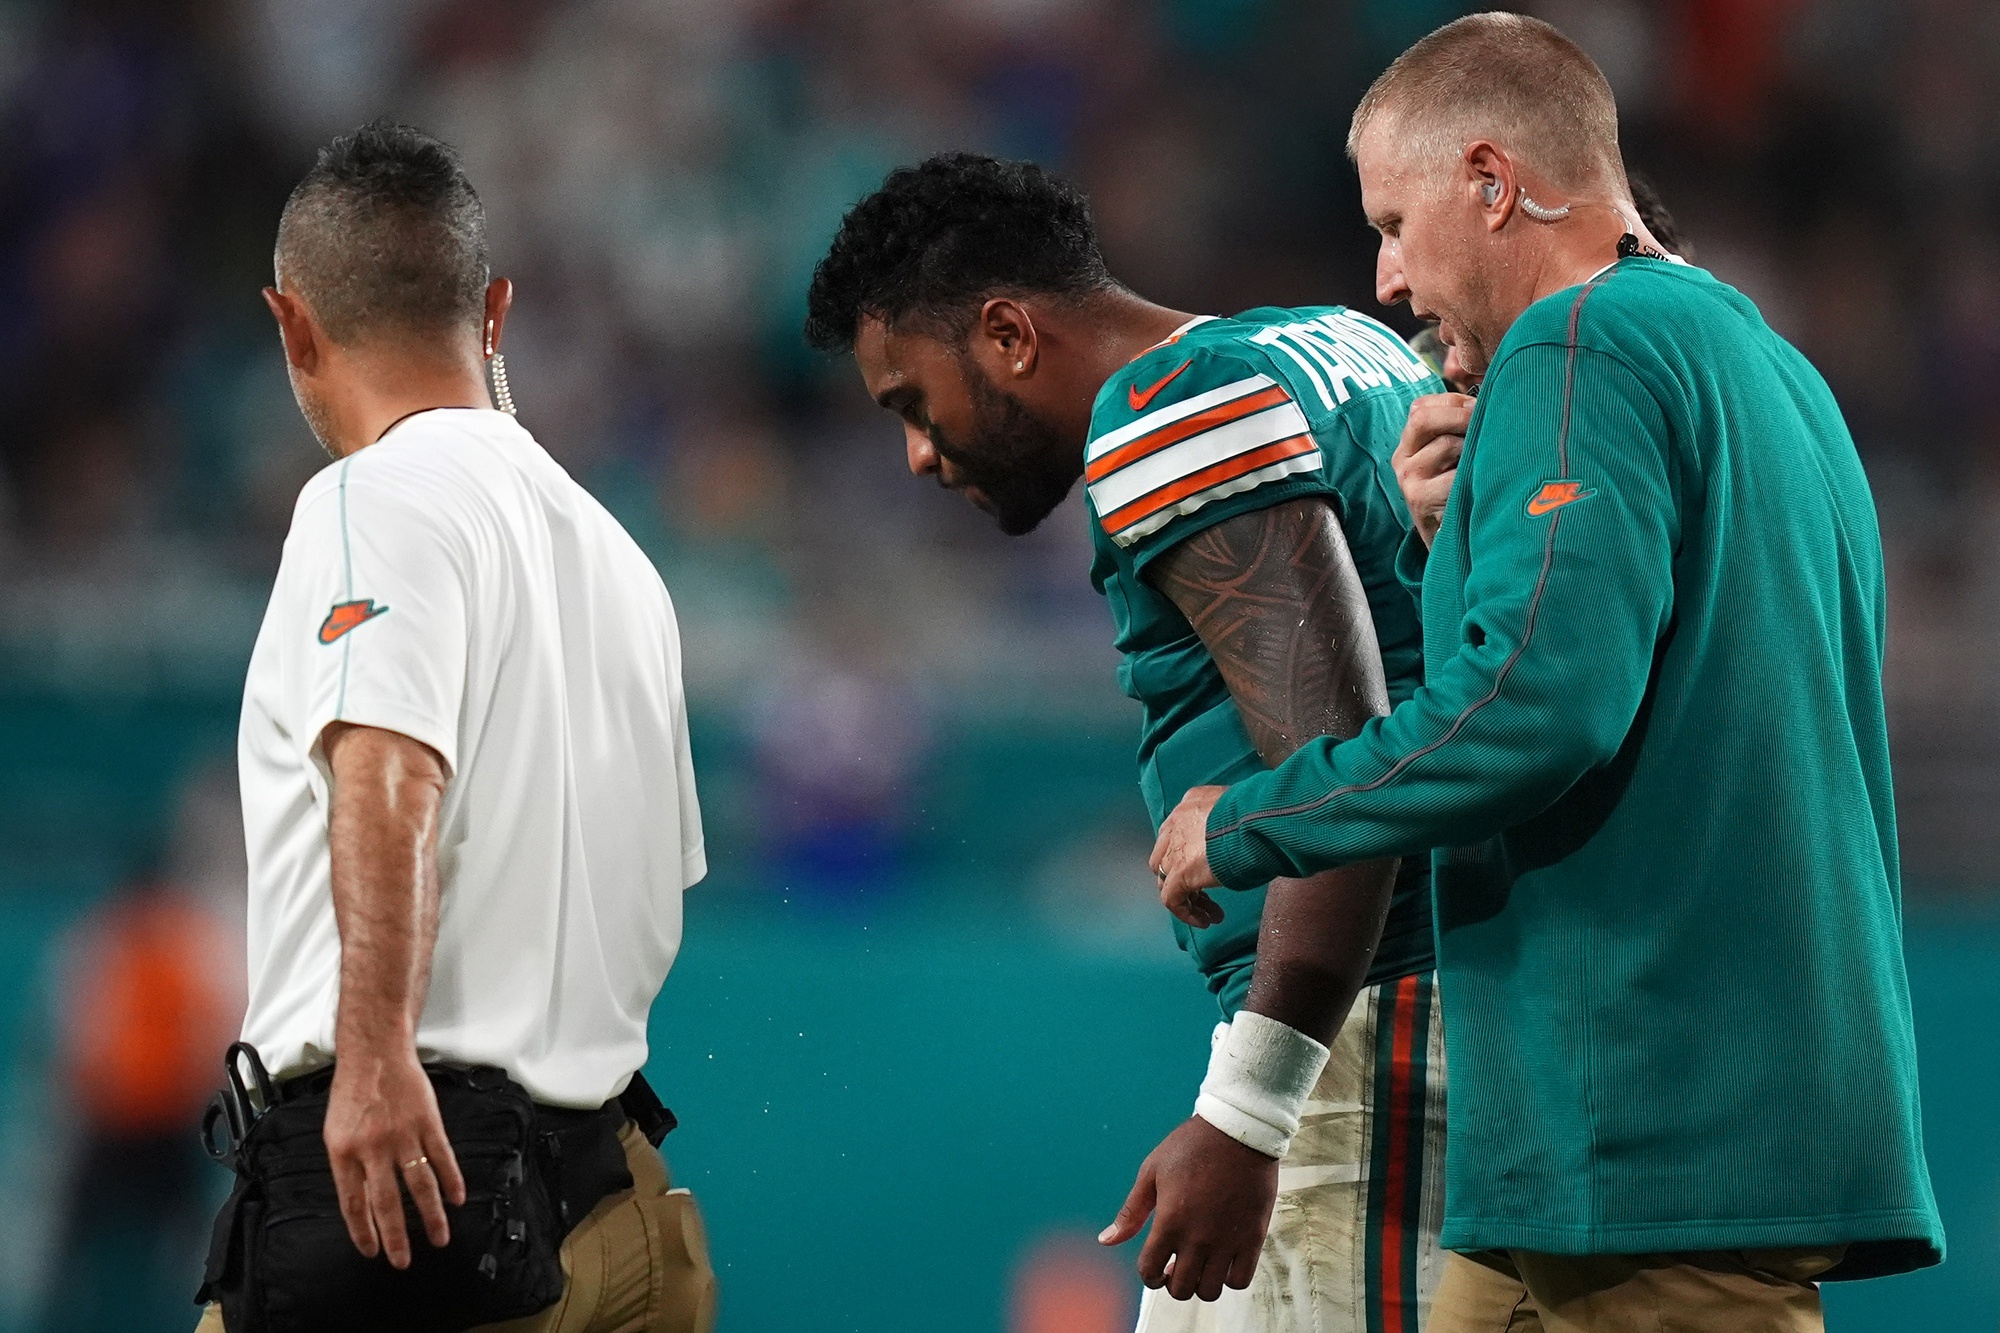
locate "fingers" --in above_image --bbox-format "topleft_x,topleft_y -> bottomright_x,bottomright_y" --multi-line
324,1054 -> 472,1269
1396,427 -> 1461,545
1394,395 -> 1474,477
407,1113 -> 468,1250
1163,884 -> 1222,929
1136,1213 -> 1175,1289
1395,436 -> 1464,493
1148,797 -> 1204,878
1152,1237 -> 1233,1302
427,1122 -> 467,1208
1155,831 -> 1214,901
403,1153 -> 452,1251
365,1148 -> 413,1268
1162,852 -> 1217,903
1408,433 -> 1464,476
1170,1246 -> 1229,1303
1398,392 -> 1475,447
1148,820 -> 1177,877
1226,1241 -> 1262,1291
334,1131 -> 461,1264
1132,1193 -> 1185,1293
390,1100 -> 467,1254
1198,1248 -> 1236,1302
330,1151 -> 380,1259
1122,1114 -> 1278,1305
1152,789 -> 1225,924
1098,1162 -> 1157,1248
1405,473 -> 1457,518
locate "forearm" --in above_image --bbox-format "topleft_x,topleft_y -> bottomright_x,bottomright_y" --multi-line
1242,864 -> 1394,1044
326,724 -> 447,1062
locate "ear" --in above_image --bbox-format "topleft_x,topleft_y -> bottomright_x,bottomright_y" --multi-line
1464,142 -> 1516,233
262,285 -> 320,373
482,277 -> 514,357
974,297 -> 1037,380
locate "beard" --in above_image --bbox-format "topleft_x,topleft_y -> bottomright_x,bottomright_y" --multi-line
930,365 -> 1081,536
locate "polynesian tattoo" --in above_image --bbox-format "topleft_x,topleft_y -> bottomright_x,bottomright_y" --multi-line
1146,496 -> 1390,765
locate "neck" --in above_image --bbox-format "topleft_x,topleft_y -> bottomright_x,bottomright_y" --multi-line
326,337 -> 494,458
1045,289 -> 1202,445
1523,196 -> 1667,311
1470,195 -> 1667,365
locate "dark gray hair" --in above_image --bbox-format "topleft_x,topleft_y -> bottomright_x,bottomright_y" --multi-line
275,121 -> 489,345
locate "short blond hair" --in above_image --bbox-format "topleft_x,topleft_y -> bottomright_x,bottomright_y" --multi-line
1348,12 -> 1625,194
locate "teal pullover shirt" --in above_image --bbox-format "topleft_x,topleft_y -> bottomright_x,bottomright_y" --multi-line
1202,258 -> 1943,1278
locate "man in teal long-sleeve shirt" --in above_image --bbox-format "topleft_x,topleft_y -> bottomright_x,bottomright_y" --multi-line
1151,14 -> 1941,1331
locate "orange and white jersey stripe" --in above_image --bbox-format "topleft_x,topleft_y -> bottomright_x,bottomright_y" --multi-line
1086,373 -> 1320,547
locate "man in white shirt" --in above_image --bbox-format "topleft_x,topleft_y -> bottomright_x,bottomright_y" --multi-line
197,121 -> 714,1333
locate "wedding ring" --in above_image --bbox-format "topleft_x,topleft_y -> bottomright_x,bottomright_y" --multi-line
401,1155 -> 430,1171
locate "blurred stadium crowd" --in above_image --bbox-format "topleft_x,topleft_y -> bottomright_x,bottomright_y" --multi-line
0,0 -> 1997,1329
5,0 -> 2000,885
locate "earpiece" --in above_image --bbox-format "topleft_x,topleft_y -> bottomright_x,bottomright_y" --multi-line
1482,181 -> 1502,205
488,351 -> 516,415
1518,193 -> 1572,222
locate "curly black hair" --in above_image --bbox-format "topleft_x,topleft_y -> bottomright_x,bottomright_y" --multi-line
275,120 -> 489,345
804,152 -> 1114,354
1628,171 -> 1691,260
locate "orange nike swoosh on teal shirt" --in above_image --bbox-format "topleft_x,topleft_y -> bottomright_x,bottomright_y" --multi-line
1128,359 -> 1194,411
1526,480 -> 1597,516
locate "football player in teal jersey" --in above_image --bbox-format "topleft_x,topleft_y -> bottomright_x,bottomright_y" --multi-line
807,154 -> 1447,1330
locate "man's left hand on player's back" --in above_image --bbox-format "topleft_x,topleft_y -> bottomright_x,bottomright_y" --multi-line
1098,1115 -> 1280,1301
1153,784 -> 1225,919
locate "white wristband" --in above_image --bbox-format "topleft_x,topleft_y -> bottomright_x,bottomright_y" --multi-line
1193,1011 -> 1330,1160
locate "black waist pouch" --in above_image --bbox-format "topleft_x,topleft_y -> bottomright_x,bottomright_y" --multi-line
197,1054 -> 633,1333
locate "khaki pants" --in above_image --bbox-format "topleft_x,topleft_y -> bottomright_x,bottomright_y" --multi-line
197,1121 -> 716,1333
1429,1246 -> 1844,1333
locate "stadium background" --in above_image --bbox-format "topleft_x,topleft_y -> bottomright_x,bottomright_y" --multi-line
0,0 -> 1994,1328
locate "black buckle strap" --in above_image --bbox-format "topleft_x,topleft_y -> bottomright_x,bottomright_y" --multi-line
615,1071 -> 677,1147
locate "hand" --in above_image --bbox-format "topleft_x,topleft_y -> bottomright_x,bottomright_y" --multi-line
1098,1116 -> 1279,1301
1152,785 -> 1225,925
1392,392 -> 1474,547
323,1049 -> 467,1268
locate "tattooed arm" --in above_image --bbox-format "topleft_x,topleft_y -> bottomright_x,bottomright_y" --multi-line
1146,496 -> 1400,1045
1096,497 -> 1404,1294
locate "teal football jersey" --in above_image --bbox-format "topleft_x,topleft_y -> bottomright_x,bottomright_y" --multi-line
1084,308 -> 1440,1015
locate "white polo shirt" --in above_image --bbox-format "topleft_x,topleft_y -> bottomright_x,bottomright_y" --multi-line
237,409 -> 705,1108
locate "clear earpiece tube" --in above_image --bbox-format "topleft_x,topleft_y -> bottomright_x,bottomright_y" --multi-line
489,352 -> 516,415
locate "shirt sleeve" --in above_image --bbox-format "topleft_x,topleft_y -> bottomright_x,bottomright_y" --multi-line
1086,347 -> 1339,574
663,593 -> 708,887
287,460 -> 473,775
1203,342 -> 1678,887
